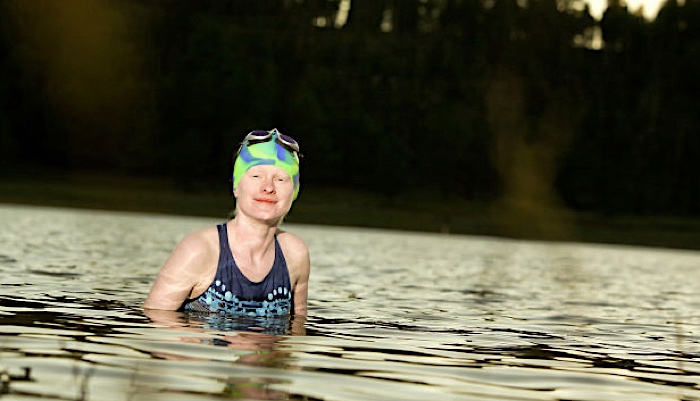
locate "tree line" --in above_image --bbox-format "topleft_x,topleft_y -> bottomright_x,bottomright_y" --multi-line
0,0 -> 698,217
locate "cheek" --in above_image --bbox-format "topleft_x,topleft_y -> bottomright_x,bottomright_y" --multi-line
280,181 -> 295,196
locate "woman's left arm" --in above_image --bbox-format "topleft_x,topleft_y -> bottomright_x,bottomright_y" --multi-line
279,233 -> 310,317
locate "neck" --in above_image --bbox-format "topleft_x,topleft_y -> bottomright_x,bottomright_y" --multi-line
227,215 -> 278,251
226,217 -> 279,270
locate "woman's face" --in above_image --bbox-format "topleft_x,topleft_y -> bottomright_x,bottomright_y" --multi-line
233,164 -> 295,224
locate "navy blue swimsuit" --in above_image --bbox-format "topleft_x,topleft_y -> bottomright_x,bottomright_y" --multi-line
183,223 -> 292,317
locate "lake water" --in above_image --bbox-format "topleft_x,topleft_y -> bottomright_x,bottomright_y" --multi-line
1,204 -> 700,401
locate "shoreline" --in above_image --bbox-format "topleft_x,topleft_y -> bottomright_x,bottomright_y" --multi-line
1,173 -> 699,252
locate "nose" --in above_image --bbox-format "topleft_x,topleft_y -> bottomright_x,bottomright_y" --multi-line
262,177 -> 276,194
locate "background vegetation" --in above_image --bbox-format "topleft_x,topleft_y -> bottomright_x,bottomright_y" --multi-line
0,0 -> 698,248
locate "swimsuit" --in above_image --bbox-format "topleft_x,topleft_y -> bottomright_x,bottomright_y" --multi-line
182,223 -> 292,317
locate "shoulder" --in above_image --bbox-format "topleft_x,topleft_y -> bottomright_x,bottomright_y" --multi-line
276,230 -> 310,278
166,225 -> 220,272
276,230 -> 309,262
174,226 -> 218,256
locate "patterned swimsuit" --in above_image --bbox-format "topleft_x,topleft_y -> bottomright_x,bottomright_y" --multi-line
183,223 -> 292,317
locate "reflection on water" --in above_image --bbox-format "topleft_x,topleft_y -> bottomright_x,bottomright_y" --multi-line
1,204 -> 700,400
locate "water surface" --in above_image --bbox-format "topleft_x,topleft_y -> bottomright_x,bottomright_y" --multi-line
1,204 -> 700,400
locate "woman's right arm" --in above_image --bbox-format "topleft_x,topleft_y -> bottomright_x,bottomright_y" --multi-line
143,232 -> 213,311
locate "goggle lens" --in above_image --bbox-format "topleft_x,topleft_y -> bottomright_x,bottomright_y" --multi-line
276,133 -> 300,153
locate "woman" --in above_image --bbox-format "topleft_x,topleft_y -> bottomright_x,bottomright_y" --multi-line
144,128 -> 310,318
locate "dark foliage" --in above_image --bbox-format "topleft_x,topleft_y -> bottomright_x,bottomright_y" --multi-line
0,0 -> 698,216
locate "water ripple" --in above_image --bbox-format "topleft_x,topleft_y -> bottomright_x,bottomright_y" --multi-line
1,205 -> 700,400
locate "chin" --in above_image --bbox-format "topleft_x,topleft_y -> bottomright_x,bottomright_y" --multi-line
259,215 -> 285,227
251,209 -> 287,224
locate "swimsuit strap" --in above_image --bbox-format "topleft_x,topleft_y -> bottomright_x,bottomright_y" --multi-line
217,223 -> 233,267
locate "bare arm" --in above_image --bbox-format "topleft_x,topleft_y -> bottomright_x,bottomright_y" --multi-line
279,233 -> 310,317
144,231 -> 215,311
293,275 -> 309,316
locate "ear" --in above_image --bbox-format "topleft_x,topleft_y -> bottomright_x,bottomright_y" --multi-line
232,185 -> 239,199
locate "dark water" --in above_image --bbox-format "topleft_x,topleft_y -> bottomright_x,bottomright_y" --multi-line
1,205 -> 700,400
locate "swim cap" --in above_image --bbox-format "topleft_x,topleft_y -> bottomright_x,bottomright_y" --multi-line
233,131 -> 300,200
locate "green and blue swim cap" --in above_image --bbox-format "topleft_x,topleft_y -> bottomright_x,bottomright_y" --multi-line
233,128 -> 301,200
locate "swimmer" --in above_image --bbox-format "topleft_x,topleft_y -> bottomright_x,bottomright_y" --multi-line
144,128 -> 310,318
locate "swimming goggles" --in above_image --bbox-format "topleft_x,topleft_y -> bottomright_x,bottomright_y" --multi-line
239,128 -> 301,156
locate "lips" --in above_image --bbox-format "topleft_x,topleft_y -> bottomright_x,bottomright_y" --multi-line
254,198 -> 277,204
